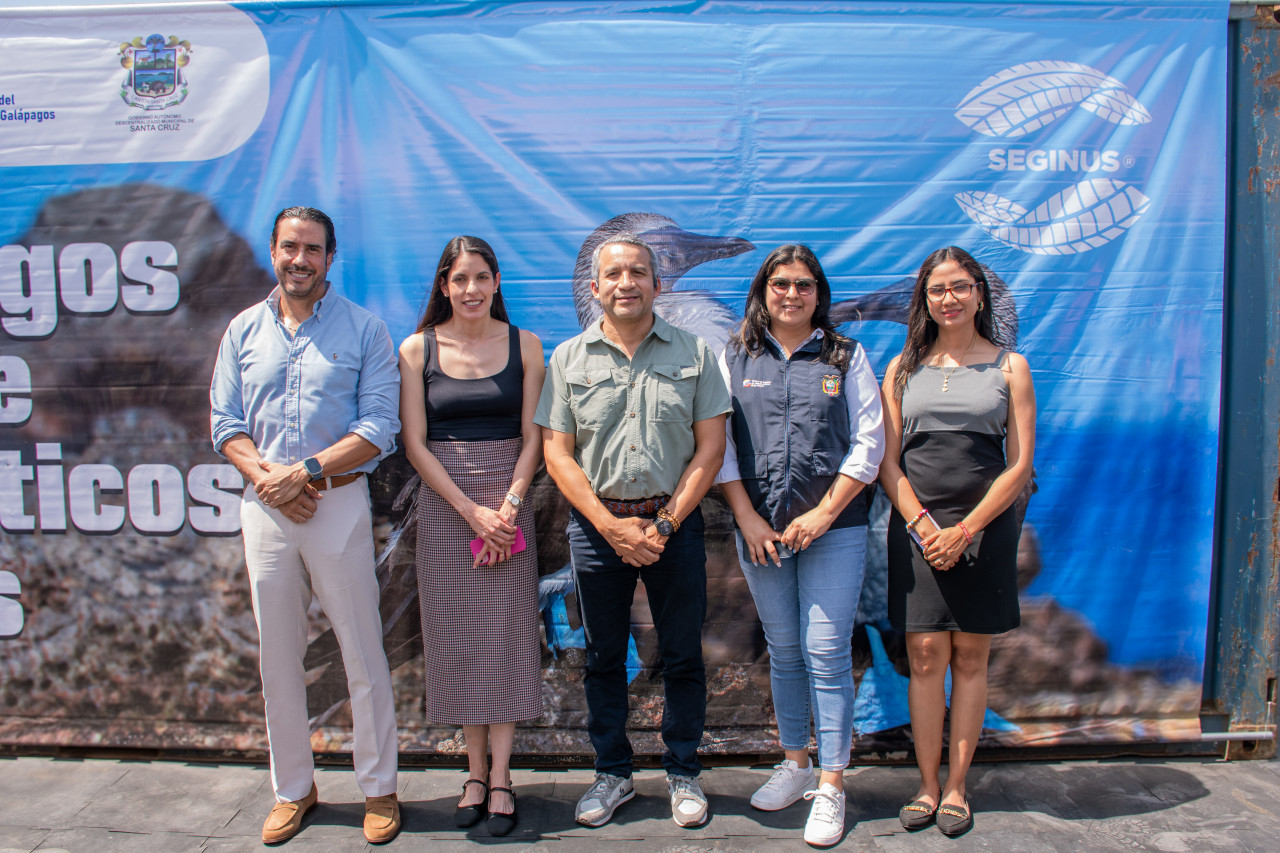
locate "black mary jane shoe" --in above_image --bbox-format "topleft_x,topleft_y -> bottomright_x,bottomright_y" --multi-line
455,779 -> 489,828
485,786 -> 518,837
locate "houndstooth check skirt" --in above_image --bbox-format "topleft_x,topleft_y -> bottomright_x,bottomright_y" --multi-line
417,437 -> 542,725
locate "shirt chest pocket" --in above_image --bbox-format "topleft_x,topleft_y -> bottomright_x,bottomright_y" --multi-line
803,368 -> 847,425
565,368 -> 619,428
294,347 -> 361,409
648,363 -> 697,423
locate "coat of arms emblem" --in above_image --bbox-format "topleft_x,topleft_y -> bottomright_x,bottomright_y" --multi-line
119,34 -> 191,110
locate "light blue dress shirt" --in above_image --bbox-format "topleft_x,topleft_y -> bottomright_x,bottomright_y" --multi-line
209,286 -> 400,473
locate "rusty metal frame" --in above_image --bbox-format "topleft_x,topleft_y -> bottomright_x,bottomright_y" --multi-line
1205,1 -> 1280,760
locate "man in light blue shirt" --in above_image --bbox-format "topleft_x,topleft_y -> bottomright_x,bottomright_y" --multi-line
209,207 -> 401,845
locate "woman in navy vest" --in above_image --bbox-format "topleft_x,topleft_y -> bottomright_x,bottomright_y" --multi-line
717,245 -> 884,847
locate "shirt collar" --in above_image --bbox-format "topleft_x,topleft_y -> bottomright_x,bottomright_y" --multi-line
265,282 -> 332,322
584,312 -> 674,346
764,326 -> 823,354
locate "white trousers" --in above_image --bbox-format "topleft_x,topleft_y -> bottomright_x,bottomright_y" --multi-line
241,479 -> 398,802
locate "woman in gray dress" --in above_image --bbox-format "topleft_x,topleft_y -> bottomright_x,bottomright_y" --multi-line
398,236 -> 545,835
878,246 -> 1035,837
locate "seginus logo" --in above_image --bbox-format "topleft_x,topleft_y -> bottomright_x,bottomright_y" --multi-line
954,61 -> 1151,254
955,60 -> 1150,138
988,148 -> 1121,173
955,179 -> 1150,256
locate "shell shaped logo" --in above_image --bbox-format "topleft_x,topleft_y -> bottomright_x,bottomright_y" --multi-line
955,179 -> 1150,256
955,60 -> 1151,138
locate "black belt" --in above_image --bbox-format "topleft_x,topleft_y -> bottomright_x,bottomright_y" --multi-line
599,495 -> 669,516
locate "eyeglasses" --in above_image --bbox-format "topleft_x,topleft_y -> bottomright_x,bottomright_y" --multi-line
925,282 -> 977,302
767,277 -> 817,296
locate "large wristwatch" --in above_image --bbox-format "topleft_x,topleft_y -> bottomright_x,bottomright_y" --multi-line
655,507 -> 680,537
303,457 -> 323,480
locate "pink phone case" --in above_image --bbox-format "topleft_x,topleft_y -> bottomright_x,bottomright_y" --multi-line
470,528 -> 527,564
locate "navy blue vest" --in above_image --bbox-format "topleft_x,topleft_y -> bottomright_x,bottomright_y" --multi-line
725,335 -> 870,531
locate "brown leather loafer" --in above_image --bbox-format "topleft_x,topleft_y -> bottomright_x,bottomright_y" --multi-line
261,782 -> 318,844
364,793 -> 401,844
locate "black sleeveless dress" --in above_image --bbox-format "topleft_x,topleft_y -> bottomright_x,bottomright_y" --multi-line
416,325 -> 542,724
887,355 -> 1020,634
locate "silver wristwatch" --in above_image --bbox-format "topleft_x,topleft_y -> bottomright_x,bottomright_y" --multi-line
505,492 -> 522,508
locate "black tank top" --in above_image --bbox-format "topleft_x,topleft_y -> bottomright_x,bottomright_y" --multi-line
423,324 -> 523,441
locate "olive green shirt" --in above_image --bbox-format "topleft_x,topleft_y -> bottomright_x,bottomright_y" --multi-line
535,315 -> 731,500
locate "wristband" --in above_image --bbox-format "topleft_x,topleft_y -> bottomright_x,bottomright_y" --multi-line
906,508 -> 929,529
656,507 -> 681,533
957,521 -> 973,544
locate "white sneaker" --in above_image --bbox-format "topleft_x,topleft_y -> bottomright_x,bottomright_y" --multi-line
802,783 -> 846,847
750,759 -> 817,810
666,774 -> 709,827
575,773 -> 635,827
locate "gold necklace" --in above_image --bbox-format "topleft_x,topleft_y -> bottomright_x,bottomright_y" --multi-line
939,332 -> 977,392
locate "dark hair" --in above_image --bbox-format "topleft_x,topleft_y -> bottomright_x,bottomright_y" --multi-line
415,236 -> 510,332
892,245 -> 994,401
271,206 -> 336,256
730,244 -> 852,372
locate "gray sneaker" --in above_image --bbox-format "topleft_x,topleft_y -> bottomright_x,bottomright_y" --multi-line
667,774 -> 709,827
575,773 -> 635,827
750,759 -> 816,810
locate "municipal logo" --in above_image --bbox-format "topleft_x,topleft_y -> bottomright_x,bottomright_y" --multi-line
821,375 -> 840,397
955,178 -> 1150,256
742,379 -> 771,388
956,60 -> 1150,138
119,34 -> 192,111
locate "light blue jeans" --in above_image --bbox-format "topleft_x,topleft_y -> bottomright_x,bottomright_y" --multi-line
737,524 -> 867,772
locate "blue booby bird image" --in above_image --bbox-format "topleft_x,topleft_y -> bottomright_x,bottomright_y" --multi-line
571,212 -> 755,355
830,266 -> 1019,350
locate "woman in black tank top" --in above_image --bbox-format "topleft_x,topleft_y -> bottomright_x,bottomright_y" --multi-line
878,247 -> 1036,837
397,237 -> 546,835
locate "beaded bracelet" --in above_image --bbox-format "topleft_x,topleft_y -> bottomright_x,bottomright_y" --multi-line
906,508 -> 929,529
957,521 -> 973,544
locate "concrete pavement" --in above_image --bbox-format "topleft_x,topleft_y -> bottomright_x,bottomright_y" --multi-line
2,753 -> 1279,851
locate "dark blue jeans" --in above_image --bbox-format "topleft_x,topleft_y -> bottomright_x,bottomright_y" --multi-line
568,505 -> 708,778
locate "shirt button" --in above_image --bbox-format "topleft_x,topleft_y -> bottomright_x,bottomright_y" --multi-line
630,477 -> 636,482
629,382 -> 635,388
629,412 -> 635,418
630,445 -> 636,451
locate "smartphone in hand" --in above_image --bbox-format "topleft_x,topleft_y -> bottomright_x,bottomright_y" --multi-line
470,528 -> 527,565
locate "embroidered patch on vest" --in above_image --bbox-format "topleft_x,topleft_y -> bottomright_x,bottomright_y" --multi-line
742,378 -> 771,388
821,375 -> 840,396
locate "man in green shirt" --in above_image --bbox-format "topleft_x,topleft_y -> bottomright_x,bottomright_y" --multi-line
536,234 -> 730,829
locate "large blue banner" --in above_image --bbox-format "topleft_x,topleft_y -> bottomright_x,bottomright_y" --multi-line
0,0 -> 1225,753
